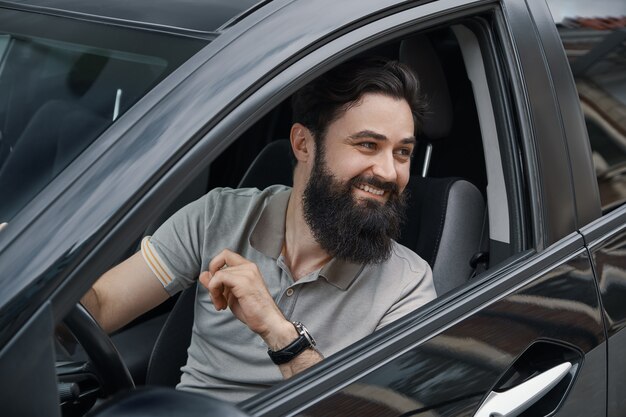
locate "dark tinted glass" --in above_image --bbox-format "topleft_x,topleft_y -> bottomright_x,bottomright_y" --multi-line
555,14 -> 626,211
0,8 -> 207,222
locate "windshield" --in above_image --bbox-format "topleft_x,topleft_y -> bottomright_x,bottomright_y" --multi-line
0,8 -> 207,222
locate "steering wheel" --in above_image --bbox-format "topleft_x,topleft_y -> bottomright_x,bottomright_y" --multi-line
63,303 -> 135,396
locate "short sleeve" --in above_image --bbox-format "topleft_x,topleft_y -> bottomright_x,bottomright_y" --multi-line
375,256 -> 436,330
141,192 -> 216,295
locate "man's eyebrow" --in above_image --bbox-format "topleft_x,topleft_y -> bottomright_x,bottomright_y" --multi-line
349,130 -> 388,141
348,130 -> 416,144
348,130 -> 417,145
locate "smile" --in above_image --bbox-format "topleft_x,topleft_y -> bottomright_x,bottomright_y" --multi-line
355,183 -> 385,196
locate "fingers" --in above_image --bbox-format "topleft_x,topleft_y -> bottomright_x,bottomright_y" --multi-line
199,250 -> 286,336
202,250 -> 257,311
208,249 -> 248,275
200,270 -> 227,310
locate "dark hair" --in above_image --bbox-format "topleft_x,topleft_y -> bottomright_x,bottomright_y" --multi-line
291,56 -> 425,147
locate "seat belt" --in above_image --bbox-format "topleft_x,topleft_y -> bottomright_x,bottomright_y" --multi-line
469,209 -> 489,279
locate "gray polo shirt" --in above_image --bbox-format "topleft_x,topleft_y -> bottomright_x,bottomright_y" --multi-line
142,185 -> 436,402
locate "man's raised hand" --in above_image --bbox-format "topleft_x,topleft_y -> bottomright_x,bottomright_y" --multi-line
199,249 -> 294,344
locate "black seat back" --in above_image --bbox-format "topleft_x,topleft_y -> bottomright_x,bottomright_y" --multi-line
403,176 -> 484,294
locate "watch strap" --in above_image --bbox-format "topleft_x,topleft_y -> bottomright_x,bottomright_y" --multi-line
267,322 -> 315,365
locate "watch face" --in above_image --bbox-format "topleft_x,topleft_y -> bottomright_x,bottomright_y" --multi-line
295,322 -> 316,347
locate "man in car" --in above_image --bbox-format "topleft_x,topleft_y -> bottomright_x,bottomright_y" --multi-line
81,57 -> 436,402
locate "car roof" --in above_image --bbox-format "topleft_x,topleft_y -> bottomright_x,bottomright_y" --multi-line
0,0 -> 266,33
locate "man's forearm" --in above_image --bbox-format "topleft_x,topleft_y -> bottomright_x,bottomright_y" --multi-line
262,319 -> 323,379
277,348 -> 323,379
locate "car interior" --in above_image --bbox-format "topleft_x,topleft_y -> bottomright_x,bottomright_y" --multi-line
24,15 -> 525,416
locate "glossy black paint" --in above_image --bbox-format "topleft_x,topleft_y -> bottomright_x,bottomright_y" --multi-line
0,303 -> 60,417
503,0 -> 578,246
580,205 -> 626,417
0,0 -> 260,35
523,0 -> 602,228
93,387 -> 251,417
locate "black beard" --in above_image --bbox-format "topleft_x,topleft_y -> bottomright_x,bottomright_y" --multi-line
302,150 -> 407,264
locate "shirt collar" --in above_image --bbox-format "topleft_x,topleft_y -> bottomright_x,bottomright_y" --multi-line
249,189 -> 290,259
319,258 -> 365,290
249,188 -> 364,290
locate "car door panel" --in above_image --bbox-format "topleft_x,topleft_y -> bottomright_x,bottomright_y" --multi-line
339,253 -> 603,417
244,234 -> 606,416
0,302 -> 61,417
580,205 -> 626,417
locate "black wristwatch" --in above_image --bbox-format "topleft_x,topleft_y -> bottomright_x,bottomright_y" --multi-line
267,321 -> 316,365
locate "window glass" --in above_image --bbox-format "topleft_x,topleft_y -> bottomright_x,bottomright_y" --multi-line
0,35 -> 8,62
552,8 -> 626,211
0,11 -> 207,222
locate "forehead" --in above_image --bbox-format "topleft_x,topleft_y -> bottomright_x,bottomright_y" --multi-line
328,93 -> 414,135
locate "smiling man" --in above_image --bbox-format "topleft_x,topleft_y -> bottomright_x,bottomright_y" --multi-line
82,57 -> 436,402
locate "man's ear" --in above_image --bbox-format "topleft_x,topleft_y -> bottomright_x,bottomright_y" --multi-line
290,123 -> 313,163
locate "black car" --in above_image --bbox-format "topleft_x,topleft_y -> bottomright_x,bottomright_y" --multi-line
1,0 -> 625,416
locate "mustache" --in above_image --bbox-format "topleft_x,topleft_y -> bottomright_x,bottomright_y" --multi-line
348,175 -> 400,194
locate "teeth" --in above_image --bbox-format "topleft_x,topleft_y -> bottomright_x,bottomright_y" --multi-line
357,184 -> 384,196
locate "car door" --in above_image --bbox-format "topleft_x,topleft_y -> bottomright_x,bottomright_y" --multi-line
554,4 -> 626,417
583,210 -> 626,417
227,1 -> 607,415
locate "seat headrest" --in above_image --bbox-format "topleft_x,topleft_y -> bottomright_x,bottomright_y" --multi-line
399,35 -> 453,141
238,140 -> 293,188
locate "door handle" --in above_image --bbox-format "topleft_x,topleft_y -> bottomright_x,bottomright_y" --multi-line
474,362 -> 572,417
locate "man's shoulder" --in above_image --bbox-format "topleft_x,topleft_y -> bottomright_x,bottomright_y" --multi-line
203,185 -> 291,207
385,241 -> 430,277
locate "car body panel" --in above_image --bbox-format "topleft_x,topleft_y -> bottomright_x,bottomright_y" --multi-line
580,205 -> 626,417
502,0 -> 579,246
523,0 -> 602,229
0,302 -> 60,417
0,0 -> 260,35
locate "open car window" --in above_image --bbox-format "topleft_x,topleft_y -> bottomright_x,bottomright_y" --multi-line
88,2 -> 533,407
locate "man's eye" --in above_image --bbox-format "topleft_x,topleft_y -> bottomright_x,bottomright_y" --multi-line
395,148 -> 413,158
359,142 -> 376,150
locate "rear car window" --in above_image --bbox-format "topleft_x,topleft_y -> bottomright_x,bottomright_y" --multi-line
0,8 -> 208,222
556,16 -> 626,211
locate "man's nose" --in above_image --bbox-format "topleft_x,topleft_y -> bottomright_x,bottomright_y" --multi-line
371,151 -> 397,183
